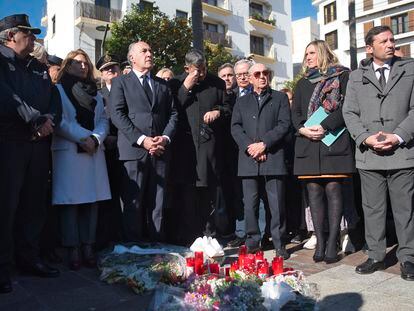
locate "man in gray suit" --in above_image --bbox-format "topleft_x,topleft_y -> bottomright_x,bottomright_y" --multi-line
343,26 -> 414,281
109,41 -> 177,242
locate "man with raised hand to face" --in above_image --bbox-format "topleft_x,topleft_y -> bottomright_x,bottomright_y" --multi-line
343,26 -> 414,281
231,63 -> 291,258
109,41 -> 177,242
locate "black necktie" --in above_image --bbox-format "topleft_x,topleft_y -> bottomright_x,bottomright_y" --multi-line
377,67 -> 386,90
142,75 -> 153,103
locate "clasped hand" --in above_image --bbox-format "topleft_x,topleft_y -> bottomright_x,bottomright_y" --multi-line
247,142 -> 267,162
364,131 -> 399,152
143,136 -> 167,156
299,125 -> 326,141
79,136 -> 97,155
36,114 -> 55,137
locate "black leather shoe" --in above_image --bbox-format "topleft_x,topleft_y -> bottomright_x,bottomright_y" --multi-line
0,275 -> 12,294
275,248 -> 290,260
291,231 -> 306,244
19,260 -> 60,278
324,255 -> 340,264
261,236 -> 273,250
227,236 -> 246,248
313,242 -> 325,263
355,258 -> 385,274
400,262 -> 414,281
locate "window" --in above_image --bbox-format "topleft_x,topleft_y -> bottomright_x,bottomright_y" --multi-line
391,13 -> 408,34
176,10 -> 188,20
250,2 -> 263,18
324,2 -> 336,24
204,22 -> 218,33
325,30 -> 338,50
95,39 -> 103,63
52,15 -> 56,35
203,0 -> 217,6
364,0 -> 373,11
388,0 -> 402,3
95,0 -> 110,8
250,35 -> 264,56
139,0 -> 153,11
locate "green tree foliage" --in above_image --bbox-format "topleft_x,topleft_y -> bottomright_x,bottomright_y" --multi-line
106,4 -> 192,74
204,42 -> 239,75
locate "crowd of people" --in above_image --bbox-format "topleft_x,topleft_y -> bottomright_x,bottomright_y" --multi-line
1,13 -> 414,294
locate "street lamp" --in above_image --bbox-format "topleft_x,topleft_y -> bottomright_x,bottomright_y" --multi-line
96,24 -> 110,57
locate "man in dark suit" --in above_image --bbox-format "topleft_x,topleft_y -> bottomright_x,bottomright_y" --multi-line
231,63 -> 291,258
109,41 -> 177,242
344,26 -> 414,280
169,49 -> 231,245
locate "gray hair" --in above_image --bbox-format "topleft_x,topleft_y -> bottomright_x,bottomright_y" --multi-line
185,49 -> 206,66
217,63 -> 234,75
0,27 -> 20,44
234,59 -> 253,71
127,42 -> 135,62
30,42 -> 47,63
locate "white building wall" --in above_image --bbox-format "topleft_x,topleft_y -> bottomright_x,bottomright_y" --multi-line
43,0 -> 293,87
292,17 -> 319,75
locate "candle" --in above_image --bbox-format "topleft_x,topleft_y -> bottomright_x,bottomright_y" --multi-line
257,260 -> 269,279
238,245 -> 247,255
244,254 -> 256,272
186,257 -> 195,277
194,251 -> 203,261
209,263 -> 220,274
255,251 -> 264,262
272,256 -> 283,275
230,260 -> 239,272
194,252 -> 204,275
238,253 -> 246,267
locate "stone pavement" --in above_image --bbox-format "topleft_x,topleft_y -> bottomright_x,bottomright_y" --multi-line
0,242 -> 412,311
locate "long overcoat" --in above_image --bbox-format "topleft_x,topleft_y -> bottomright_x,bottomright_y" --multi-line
343,57 -> 414,170
292,72 -> 355,175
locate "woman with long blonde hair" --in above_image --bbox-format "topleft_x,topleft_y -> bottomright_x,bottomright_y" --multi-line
292,40 -> 355,263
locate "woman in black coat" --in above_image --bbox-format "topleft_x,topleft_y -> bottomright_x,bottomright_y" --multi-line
292,40 -> 355,263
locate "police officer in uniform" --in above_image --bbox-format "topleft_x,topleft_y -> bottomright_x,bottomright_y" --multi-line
0,14 -> 62,293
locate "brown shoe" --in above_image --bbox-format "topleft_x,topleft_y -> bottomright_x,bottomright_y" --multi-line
82,244 -> 96,268
68,247 -> 81,271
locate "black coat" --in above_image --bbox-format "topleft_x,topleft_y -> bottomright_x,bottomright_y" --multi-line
291,73 -> 355,175
169,72 -> 231,186
231,88 -> 291,176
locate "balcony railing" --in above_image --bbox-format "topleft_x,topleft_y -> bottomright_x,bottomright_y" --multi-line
76,1 -> 122,23
204,31 -> 231,48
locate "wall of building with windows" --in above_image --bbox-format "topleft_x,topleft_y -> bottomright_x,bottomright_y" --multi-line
42,0 -> 293,88
313,0 -> 414,68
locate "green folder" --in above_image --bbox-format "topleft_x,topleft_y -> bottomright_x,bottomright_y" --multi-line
304,106 -> 346,147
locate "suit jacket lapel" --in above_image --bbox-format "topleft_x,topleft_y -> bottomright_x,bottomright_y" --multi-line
127,71 -> 152,107
383,64 -> 405,95
258,92 -> 271,113
363,68 -> 383,93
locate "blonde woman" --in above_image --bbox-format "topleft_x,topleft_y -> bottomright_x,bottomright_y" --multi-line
156,67 -> 174,81
291,40 -> 355,263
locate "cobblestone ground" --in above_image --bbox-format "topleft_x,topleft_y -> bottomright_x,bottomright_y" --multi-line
0,241 -> 411,311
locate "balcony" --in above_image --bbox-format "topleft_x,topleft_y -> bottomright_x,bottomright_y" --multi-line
75,1 -> 122,26
202,0 -> 231,16
204,30 -> 232,48
248,13 -> 276,31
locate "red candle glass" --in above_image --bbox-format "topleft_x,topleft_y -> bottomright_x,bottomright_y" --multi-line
230,260 -> 239,272
194,251 -> 203,261
238,245 -> 247,255
255,251 -> 264,262
257,260 -> 269,279
194,252 -> 204,275
209,262 -> 220,274
238,253 -> 246,267
272,256 -> 283,275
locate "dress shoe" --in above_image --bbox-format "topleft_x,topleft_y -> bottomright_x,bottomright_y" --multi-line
42,250 -> 63,264
19,260 -> 60,278
355,258 -> 385,275
0,275 -> 12,294
303,234 -> 317,250
227,236 -> 246,248
68,247 -> 81,271
400,261 -> 414,281
324,255 -> 340,264
290,232 -> 305,244
261,235 -> 273,250
275,247 -> 290,260
312,243 -> 325,263
82,244 -> 96,268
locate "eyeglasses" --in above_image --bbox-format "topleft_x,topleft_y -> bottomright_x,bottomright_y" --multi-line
253,70 -> 269,79
236,72 -> 249,78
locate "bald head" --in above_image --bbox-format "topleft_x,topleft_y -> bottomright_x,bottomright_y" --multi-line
129,41 -> 153,73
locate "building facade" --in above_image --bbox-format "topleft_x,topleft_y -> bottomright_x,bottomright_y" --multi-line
292,17 -> 319,76
42,0 -> 293,88
312,0 -> 414,68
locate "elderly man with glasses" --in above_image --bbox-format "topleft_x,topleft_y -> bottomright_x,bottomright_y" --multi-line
231,63 -> 291,258
0,14 -> 62,293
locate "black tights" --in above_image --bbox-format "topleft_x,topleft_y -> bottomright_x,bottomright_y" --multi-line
306,180 -> 343,258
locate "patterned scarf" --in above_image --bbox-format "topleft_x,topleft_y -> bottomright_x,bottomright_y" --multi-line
305,65 -> 349,118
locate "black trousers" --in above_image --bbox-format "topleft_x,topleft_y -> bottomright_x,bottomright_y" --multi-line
0,140 -> 50,270
242,176 -> 286,250
120,157 -> 167,242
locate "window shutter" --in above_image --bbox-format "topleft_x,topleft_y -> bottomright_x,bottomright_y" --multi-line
409,10 -> 414,32
381,16 -> 391,26
364,0 -> 373,11
364,21 -> 374,38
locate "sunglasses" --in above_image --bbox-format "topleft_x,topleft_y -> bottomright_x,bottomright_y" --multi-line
253,70 -> 269,79
235,72 -> 249,78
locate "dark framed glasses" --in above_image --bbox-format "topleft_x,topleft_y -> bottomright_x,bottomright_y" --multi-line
253,70 -> 269,79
